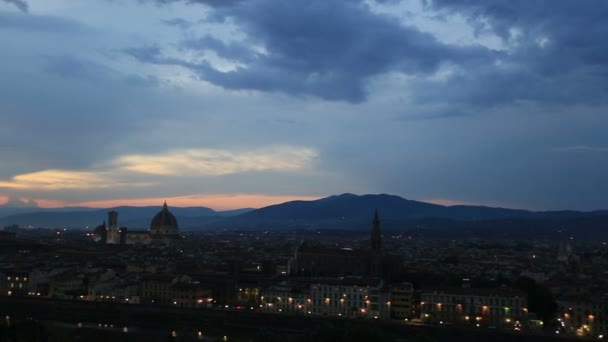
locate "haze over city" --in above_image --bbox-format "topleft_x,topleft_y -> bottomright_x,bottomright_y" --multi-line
1,0 -> 607,211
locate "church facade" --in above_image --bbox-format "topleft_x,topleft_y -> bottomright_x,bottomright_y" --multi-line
290,210 -> 384,278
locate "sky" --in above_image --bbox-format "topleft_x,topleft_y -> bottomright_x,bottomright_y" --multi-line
0,0 -> 607,211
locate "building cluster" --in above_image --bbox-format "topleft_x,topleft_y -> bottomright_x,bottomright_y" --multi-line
95,202 -> 180,245
419,287 -> 529,330
260,277 -> 393,319
2,208 -> 608,339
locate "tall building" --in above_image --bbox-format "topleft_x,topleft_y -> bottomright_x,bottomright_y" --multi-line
371,209 -> 382,252
369,210 -> 383,277
106,210 -> 121,244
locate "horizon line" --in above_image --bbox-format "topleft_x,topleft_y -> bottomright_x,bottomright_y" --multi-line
0,193 -> 597,212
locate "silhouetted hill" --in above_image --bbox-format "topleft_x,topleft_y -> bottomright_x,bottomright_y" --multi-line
2,194 -> 607,236
221,193 -> 608,230
238,193 -> 605,221
0,206 -> 95,219
0,206 -> 253,229
238,193 -> 442,220
216,208 -> 257,217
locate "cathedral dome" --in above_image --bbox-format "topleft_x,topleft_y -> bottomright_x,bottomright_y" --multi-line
150,201 -> 178,236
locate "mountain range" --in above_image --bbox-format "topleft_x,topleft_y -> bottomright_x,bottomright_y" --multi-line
1,194 -> 607,234
0,206 -> 253,229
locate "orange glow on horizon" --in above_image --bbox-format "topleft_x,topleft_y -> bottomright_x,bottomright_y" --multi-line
31,194 -> 322,211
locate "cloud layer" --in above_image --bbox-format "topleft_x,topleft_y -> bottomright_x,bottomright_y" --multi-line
419,0 -> 608,109
0,0 -> 607,210
0,146 -> 316,190
2,0 -> 28,12
126,0 -> 494,103
123,0 -> 608,111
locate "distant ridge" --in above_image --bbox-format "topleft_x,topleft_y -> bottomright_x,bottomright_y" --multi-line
1,194 -> 607,232
236,193 -> 605,221
0,206 -> 253,229
223,193 -> 608,230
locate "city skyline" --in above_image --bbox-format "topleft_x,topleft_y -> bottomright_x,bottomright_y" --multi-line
1,0 -> 607,211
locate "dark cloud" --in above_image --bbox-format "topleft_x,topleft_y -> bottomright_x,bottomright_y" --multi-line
413,62 -> 608,112
2,0 -> 28,13
128,0 -> 608,108
417,0 -> 608,109
127,0 -> 492,102
426,0 -> 608,70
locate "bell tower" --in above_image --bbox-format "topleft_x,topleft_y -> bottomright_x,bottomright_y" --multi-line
106,210 -> 120,244
369,210 -> 383,278
371,209 -> 382,252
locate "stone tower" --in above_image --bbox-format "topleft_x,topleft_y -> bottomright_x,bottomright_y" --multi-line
369,210 -> 383,278
106,210 -> 121,244
371,209 -> 382,252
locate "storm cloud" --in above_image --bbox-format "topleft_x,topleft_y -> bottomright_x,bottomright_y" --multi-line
125,0 -> 608,110
417,0 -> 608,109
126,0 -> 494,103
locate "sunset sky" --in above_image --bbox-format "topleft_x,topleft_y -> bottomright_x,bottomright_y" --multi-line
1,0 -> 607,211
